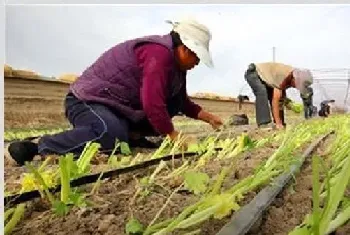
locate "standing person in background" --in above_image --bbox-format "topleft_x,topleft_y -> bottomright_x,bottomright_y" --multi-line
244,62 -> 313,129
301,86 -> 314,119
237,95 -> 250,111
7,17 -> 223,166
319,99 -> 335,117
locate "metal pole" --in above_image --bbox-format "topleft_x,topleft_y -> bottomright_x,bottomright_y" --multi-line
272,47 -> 276,62
344,69 -> 350,107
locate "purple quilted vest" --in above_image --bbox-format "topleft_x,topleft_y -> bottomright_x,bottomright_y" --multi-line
70,34 -> 186,123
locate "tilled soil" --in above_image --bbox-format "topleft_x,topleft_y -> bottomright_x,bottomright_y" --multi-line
253,134 -> 350,235
8,131 -> 279,235
182,143 -> 281,235
254,159 -> 314,235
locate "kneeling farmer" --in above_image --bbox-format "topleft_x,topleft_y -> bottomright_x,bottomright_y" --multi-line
8,18 -> 223,166
244,62 -> 313,129
318,99 -> 335,117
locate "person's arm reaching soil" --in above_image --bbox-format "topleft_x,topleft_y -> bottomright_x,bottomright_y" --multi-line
181,92 -> 203,119
181,90 -> 223,130
272,88 -> 284,129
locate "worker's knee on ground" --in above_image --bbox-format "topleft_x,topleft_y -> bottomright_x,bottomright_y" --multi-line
90,120 -> 128,150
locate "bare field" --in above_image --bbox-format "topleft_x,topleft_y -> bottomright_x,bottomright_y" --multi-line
5,77 -> 70,129
5,128 -> 279,235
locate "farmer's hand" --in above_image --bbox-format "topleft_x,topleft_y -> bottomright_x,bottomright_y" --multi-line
198,110 -> 224,130
275,123 -> 285,130
208,115 -> 224,130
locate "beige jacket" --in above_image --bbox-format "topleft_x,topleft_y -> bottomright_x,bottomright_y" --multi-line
255,62 -> 294,89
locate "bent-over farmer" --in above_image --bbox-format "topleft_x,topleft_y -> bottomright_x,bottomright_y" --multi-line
244,62 -> 313,129
318,99 -> 335,117
7,18 -> 223,166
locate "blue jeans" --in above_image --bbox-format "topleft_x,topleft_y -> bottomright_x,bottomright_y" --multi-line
244,64 -> 285,126
38,92 -> 157,156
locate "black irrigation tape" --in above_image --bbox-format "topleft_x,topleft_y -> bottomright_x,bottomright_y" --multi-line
3,125 -> 255,207
216,131 -> 335,235
4,147 -> 223,208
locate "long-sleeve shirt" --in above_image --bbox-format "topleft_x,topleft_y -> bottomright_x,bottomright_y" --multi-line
134,43 -> 202,135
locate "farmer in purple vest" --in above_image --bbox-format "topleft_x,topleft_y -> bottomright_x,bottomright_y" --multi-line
7,18 -> 224,166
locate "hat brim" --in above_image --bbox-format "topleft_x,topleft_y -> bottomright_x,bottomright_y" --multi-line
179,35 -> 214,68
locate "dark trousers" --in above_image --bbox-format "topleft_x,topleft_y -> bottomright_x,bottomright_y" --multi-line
38,92 -> 157,156
244,64 -> 285,126
319,105 -> 330,117
303,101 -> 313,119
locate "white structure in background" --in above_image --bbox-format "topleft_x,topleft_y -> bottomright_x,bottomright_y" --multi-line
309,68 -> 350,113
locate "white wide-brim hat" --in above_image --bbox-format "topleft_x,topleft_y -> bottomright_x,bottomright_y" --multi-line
166,17 -> 214,68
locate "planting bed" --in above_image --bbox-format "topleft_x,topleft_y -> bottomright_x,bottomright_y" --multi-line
4,116 -> 350,235
252,120 -> 350,235
6,130 -> 279,235
254,136 -> 336,235
3,125 -> 254,194
3,115 -> 346,235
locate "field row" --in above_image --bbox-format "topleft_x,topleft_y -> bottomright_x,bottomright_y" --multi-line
3,115 -> 350,235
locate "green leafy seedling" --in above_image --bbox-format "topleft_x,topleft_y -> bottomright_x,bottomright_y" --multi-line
53,200 -> 70,216
184,171 -> 210,195
120,156 -> 132,166
187,143 -> 200,153
198,193 -> 240,219
121,142 -> 132,155
126,217 -> 144,235
69,192 -> 87,208
139,176 -> 151,197
108,155 -> 119,167
140,176 -> 150,187
4,203 -> 26,235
